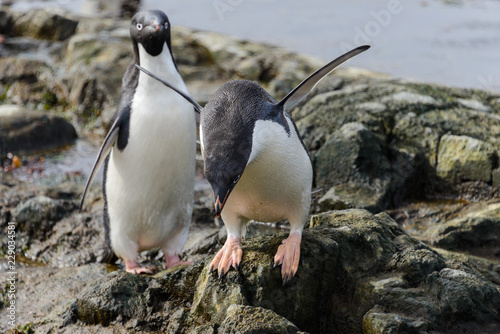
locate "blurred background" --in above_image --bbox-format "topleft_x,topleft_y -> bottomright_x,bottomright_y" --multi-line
7,0 -> 500,93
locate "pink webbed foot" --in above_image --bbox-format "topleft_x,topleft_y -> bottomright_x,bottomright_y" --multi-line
274,231 -> 302,285
125,259 -> 156,274
209,235 -> 243,278
165,254 -> 193,269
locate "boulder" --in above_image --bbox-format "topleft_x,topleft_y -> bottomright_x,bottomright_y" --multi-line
423,200 -> 500,251
0,57 -> 67,110
314,122 -> 391,212
12,9 -> 78,41
436,134 -> 498,183
0,105 -> 77,156
0,10 -> 13,35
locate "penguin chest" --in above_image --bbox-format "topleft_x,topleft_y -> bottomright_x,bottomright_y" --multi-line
106,85 -> 196,242
225,118 -> 313,222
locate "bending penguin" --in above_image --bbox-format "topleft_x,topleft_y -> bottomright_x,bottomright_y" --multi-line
136,45 -> 370,283
80,10 -> 197,274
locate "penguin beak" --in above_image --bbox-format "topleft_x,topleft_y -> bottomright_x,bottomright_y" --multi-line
152,20 -> 160,32
214,188 -> 231,217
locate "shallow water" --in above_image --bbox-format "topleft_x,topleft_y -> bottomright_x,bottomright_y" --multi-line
9,0 -> 500,93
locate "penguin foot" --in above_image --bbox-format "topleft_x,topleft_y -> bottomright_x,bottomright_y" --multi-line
125,260 -> 156,275
273,231 -> 302,285
166,254 -> 193,268
209,235 -> 242,278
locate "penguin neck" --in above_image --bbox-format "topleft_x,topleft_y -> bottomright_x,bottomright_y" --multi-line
136,43 -> 185,92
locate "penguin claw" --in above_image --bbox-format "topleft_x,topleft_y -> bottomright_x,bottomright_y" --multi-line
210,235 -> 242,279
282,274 -> 289,286
273,231 -> 302,285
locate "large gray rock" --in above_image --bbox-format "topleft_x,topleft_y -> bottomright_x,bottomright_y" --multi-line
423,200 -> 500,251
436,134 -> 498,183
294,70 -> 500,208
11,9 -> 78,41
0,10 -> 13,35
314,122 -> 391,212
0,105 -> 77,156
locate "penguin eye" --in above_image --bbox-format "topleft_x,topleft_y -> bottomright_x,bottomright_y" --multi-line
136,23 -> 143,31
233,175 -> 240,184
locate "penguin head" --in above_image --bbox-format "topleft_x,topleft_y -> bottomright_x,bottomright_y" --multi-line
130,10 -> 172,57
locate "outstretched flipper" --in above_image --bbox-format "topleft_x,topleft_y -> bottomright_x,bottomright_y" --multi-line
278,45 -> 370,112
79,118 -> 121,212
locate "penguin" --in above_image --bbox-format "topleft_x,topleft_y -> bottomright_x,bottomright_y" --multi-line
136,45 -> 370,283
80,10 -> 197,274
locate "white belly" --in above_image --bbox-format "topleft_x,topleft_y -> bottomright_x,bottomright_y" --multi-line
222,118 -> 312,226
106,66 -> 196,256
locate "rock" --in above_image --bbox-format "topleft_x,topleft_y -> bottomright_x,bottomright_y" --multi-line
6,209 -> 500,333
0,105 -> 77,156
12,9 -> 78,41
0,264 -> 108,333
219,305 -> 303,334
293,71 -> 500,206
423,200 -> 500,251
13,195 -> 76,240
75,271 -> 169,327
457,98 -> 491,112
436,134 -> 498,183
25,212 -> 111,266
0,10 -> 13,35
494,167 -> 500,187
314,122 -> 391,212
0,57 -> 67,110
80,0 -> 141,19
382,91 -> 441,109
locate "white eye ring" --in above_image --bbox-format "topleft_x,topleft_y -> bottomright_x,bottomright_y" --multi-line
164,22 -> 169,29
136,23 -> 143,31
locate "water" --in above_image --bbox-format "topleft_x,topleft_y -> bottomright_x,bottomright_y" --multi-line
9,0 -> 500,93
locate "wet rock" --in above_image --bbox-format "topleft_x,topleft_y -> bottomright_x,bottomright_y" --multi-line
0,105 -> 77,156
25,212 -> 110,266
12,9 -> 78,41
13,195 -> 76,240
0,264 -> 109,333
436,134 -> 498,183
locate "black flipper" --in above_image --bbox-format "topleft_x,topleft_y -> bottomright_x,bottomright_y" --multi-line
79,118 -> 121,212
277,45 -> 370,112
135,64 -> 203,113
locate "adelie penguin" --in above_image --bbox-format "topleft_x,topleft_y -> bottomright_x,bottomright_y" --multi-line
80,10 -> 197,274
137,45 -> 370,283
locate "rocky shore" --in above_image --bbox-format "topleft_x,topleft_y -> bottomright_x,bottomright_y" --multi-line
0,7 -> 499,334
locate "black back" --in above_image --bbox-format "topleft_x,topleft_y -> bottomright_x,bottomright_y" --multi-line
201,80 -> 288,200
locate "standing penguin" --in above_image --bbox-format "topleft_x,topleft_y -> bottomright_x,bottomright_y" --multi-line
80,10 -> 197,274
137,45 -> 369,283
